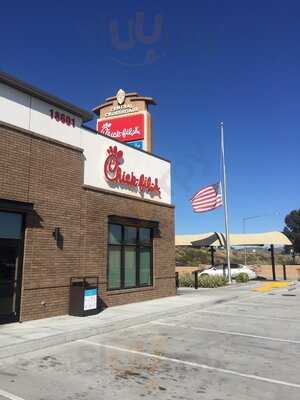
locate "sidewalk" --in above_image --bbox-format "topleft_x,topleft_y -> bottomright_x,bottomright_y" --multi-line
0,284 -> 259,360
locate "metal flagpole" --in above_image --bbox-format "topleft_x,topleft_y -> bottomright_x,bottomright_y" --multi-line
220,122 -> 232,284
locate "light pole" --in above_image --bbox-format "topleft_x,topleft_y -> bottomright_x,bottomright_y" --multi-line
242,212 -> 280,265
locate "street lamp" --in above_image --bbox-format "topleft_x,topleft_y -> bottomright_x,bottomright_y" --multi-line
290,248 -> 295,264
242,212 -> 280,265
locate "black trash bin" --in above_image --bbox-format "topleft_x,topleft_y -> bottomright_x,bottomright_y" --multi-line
69,277 -> 100,316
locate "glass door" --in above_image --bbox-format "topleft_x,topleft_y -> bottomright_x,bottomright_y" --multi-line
0,212 -> 23,324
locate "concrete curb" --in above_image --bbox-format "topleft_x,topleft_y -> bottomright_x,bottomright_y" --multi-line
0,294 -> 238,361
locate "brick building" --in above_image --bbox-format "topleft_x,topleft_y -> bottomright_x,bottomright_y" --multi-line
0,72 -> 175,324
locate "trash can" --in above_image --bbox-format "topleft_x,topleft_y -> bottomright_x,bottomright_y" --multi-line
69,277 -> 100,316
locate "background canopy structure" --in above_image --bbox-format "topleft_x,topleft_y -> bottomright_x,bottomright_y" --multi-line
175,231 -> 292,248
175,231 -> 292,281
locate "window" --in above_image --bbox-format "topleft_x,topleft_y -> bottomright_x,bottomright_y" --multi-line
125,247 -> 136,287
139,247 -> 151,285
109,224 -> 122,244
215,265 -> 224,270
108,246 -> 121,289
0,212 -> 22,239
108,222 -> 153,290
224,264 -> 239,269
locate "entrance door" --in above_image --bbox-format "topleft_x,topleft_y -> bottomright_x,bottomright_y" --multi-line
0,212 -> 23,324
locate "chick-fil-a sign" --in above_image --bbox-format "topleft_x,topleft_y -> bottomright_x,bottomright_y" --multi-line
97,114 -> 144,142
104,146 -> 160,196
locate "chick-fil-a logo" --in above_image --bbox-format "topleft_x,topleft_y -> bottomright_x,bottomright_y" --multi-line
97,114 -> 144,143
104,146 -> 160,196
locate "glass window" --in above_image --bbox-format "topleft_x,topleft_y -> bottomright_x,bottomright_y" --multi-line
140,247 -> 151,285
124,247 -> 136,287
124,227 -> 137,244
107,222 -> 153,290
108,246 -> 121,289
0,212 -> 22,239
139,228 -> 151,243
224,264 -> 239,269
109,224 -> 122,244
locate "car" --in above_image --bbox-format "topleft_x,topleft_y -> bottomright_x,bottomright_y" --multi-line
198,263 -> 257,280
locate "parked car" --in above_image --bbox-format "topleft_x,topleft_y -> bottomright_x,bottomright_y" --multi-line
198,263 -> 257,280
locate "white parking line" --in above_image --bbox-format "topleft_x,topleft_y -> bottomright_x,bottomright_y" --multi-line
226,284 -> 260,290
167,294 -> 268,320
196,310 -> 300,322
79,340 -> 300,389
0,389 -> 25,400
119,322 -> 153,330
228,301 -> 299,308
151,321 -> 300,344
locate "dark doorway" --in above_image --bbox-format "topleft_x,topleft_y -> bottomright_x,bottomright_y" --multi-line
0,212 -> 24,324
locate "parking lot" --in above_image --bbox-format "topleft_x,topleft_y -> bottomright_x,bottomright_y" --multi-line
0,284 -> 300,400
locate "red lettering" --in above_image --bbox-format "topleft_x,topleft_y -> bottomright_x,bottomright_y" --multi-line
49,110 -> 75,128
103,146 -> 160,196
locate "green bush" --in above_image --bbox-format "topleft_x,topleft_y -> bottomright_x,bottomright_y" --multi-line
199,273 -> 210,278
198,275 -> 228,288
235,272 -> 250,283
179,273 -> 194,287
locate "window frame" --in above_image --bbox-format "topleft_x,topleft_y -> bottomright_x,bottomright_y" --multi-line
107,221 -> 154,291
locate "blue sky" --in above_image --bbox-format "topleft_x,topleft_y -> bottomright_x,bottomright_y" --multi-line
1,1 -> 299,234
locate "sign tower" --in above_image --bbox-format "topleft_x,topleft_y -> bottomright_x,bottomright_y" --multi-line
93,89 -> 156,152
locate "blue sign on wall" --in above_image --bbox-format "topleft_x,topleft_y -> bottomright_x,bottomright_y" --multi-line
127,140 -> 144,150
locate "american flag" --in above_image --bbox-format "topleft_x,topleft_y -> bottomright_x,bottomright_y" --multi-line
191,183 -> 223,213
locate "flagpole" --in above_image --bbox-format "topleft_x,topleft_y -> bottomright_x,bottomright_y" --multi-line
220,122 -> 232,284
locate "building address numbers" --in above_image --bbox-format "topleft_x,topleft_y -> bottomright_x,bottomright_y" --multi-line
50,109 -> 75,127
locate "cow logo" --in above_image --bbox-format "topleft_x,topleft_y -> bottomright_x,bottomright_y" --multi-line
116,89 -> 126,105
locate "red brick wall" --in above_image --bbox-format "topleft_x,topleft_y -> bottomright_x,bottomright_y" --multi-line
0,125 -> 31,202
81,188 -> 175,308
0,123 -> 175,321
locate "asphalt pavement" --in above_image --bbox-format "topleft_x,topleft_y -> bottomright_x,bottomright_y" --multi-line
0,282 -> 299,400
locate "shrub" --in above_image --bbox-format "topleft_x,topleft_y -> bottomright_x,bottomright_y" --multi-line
198,275 -> 228,288
235,272 -> 250,283
199,273 -> 210,278
179,273 -> 194,287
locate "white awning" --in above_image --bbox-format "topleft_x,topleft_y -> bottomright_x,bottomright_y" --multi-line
176,231 -> 292,247
175,232 -> 220,247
